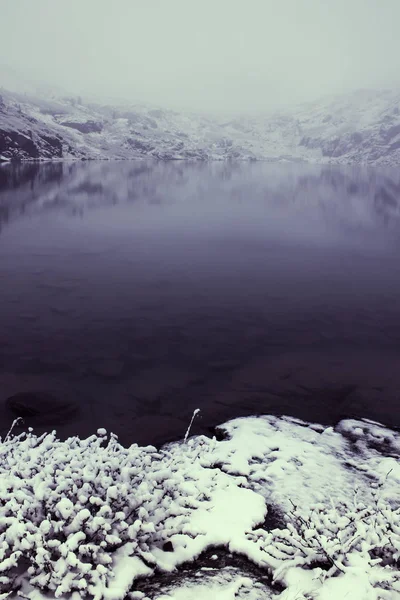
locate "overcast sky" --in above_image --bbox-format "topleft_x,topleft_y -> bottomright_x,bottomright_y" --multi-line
1,0 -> 400,112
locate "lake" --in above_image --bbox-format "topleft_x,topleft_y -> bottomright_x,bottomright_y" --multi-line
1,160 -> 400,446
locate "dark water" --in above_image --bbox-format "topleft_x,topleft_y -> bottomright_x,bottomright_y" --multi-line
1,160 -> 400,445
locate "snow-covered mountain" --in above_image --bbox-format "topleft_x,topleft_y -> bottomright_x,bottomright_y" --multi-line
1,82 -> 400,164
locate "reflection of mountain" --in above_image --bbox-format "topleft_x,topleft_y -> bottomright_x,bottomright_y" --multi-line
0,162 -> 66,231
1,162 -> 400,236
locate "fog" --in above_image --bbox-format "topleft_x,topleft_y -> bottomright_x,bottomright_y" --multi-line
1,0 -> 400,112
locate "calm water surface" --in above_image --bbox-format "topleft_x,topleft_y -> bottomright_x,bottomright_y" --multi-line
1,161 -> 400,445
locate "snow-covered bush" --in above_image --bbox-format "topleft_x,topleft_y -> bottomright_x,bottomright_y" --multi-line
258,495 -> 400,598
0,427 -> 230,599
0,427 -> 205,599
0,414 -> 399,600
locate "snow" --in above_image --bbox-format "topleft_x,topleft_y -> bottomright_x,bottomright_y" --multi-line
0,415 -> 399,599
150,484 -> 265,572
156,576 -> 255,599
2,83 -> 400,163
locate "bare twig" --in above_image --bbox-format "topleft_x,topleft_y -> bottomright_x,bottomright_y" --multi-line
184,408 -> 201,444
4,418 -> 24,443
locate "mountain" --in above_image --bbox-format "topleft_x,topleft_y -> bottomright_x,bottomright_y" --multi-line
1,81 -> 400,164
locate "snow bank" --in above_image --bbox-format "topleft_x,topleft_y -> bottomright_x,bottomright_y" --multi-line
156,574 -> 264,599
0,415 -> 399,599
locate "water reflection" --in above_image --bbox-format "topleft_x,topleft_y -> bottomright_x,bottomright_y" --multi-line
1,161 -> 400,233
0,161 -> 400,445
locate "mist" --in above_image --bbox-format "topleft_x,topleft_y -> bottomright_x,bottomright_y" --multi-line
1,0 -> 400,112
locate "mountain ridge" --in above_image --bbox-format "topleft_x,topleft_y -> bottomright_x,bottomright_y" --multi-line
1,83 -> 400,164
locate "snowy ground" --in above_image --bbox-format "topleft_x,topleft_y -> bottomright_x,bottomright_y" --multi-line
0,412 -> 399,599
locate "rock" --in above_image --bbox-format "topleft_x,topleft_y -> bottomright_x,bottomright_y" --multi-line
0,128 -> 63,159
0,128 -> 39,159
61,120 -> 103,134
40,134 -> 63,157
5,391 -> 78,424
126,138 -> 154,153
162,541 -> 174,552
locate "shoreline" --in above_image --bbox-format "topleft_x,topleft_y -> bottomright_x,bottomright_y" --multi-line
0,155 -> 310,164
2,346 -> 400,450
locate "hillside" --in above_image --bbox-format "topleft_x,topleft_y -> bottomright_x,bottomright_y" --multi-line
1,85 -> 400,164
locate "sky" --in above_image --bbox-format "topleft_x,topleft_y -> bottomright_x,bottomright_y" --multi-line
1,0 -> 400,113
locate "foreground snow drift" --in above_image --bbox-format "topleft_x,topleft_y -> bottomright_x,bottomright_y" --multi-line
0,415 -> 399,599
